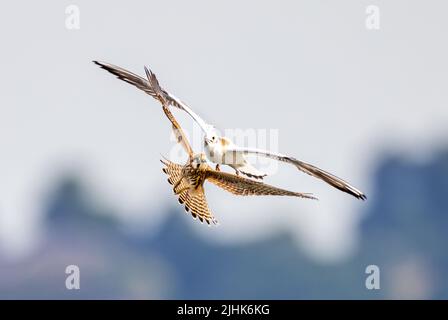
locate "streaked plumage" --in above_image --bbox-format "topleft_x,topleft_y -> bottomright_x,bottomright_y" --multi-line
161,156 -> 317,225
160,104 -> 316,225
162,158 -> 217,225
93,61 -> 366,200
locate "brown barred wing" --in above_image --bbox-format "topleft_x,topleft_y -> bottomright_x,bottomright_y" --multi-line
205,170 -> 317,200
161,159 -> 218,225
161,105 -> 194,158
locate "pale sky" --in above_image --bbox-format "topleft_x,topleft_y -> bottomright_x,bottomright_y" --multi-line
1,0 -> 447,262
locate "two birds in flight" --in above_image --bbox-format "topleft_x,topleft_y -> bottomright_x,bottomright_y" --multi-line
94,61 -> 366,225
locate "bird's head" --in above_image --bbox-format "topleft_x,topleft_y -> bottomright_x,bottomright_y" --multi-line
204,126 -> 220,146
191,153 -> 207,169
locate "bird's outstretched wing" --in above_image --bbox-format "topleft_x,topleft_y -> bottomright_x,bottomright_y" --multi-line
225,146 -> 366,200
144,66 -> 169,105
144,66 -> 193,158
142,65 -> 213,134
205,169 -> 317,200
162,90 -> 213,135
161,159 -> 218,225
161,105 -> 194,158
93,61 -> 158,98
93,61 -> 213,134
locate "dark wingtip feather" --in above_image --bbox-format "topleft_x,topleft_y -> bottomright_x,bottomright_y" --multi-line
330,184 -> 367,201
92,60 -> 108,69
348,190 -> 366,201
144,66 -> 152,78
160,155 -> 170,164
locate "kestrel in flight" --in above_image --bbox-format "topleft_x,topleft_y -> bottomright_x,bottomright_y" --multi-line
93,61 -> 366,200
159,103 -> 317,225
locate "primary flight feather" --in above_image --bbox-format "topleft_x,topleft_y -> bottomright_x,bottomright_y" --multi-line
94,60 -> 366,200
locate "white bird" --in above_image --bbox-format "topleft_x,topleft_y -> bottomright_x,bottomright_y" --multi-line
160,104 -> 317,226
93,61 -> 367,200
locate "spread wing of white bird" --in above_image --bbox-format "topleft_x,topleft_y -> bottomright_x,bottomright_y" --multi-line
143,66 -> 214,135
93,61 -> 213,135
224,146 -> 367,200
